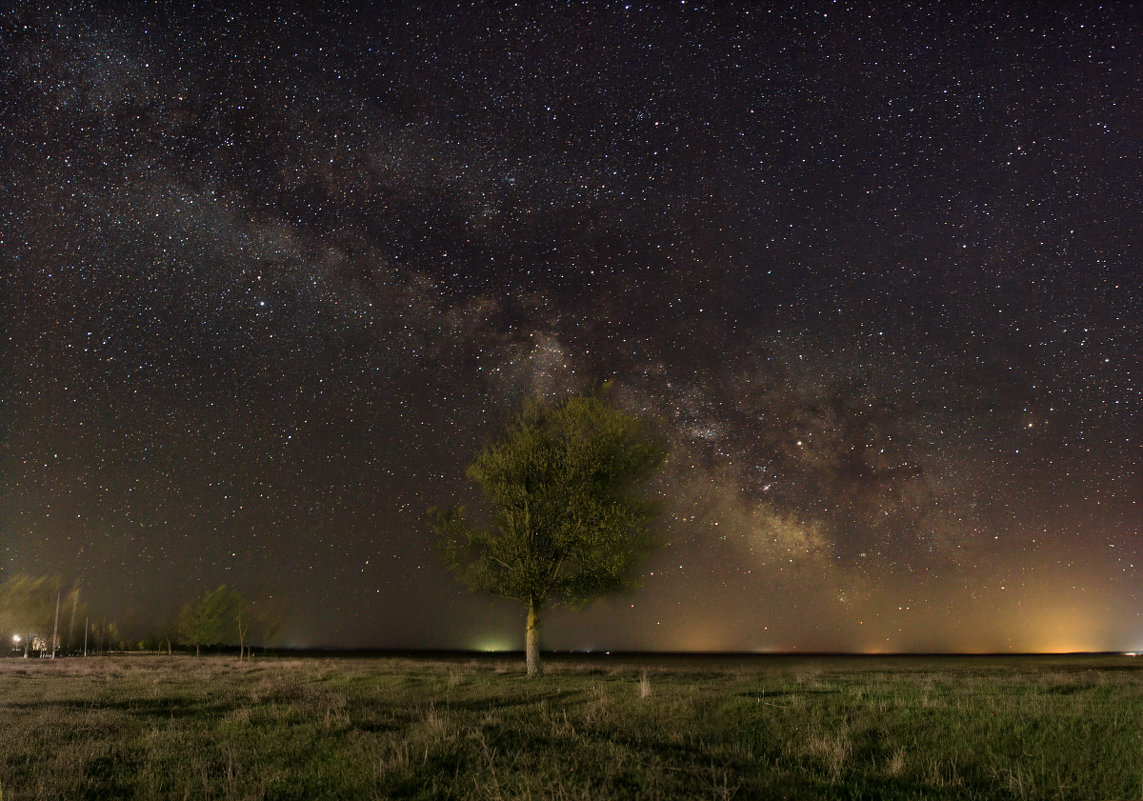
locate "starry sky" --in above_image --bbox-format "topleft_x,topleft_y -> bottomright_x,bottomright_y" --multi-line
3,2 -> 1140,653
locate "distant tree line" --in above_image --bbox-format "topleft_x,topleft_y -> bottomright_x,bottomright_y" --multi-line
175,585 -> 284,658
0,575 -> 283,658
0,575 -> 79,657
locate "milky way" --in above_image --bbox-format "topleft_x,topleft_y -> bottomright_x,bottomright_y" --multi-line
3,3 -> 1140,651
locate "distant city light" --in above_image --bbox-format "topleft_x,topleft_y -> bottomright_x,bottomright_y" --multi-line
474,638 -> 512,653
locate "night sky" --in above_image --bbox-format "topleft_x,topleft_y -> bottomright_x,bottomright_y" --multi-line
3,2 -> 1140,653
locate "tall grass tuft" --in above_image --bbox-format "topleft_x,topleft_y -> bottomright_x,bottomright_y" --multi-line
639,669 -> 652,698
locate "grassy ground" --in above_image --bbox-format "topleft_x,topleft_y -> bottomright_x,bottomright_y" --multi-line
0,653 -> 1140,800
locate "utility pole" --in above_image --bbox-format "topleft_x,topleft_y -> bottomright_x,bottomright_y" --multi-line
84,615 -> 89,657
68,585 -> 80,653
51,587 -> 61,659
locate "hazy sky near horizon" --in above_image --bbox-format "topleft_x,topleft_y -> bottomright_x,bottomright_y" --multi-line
3,2 -> 1140,652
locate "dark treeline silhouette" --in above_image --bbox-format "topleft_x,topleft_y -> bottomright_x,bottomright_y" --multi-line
0,574 -> 283,658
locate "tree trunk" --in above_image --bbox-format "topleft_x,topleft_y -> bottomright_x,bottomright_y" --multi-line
526,598 -> 543,677
238,616 -> 248,661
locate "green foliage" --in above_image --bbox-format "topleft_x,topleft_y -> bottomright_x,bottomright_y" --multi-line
432,391 -> 668,609
176,585 -> 245,655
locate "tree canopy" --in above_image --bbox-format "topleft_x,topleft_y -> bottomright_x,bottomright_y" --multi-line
431,390 -> 667,675
177,585 -> 242,657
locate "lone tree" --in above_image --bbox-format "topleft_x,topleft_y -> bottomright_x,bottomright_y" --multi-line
431,390 -> 668,676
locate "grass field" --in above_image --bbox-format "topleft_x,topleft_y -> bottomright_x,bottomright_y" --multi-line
0,652 -> 1140,800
